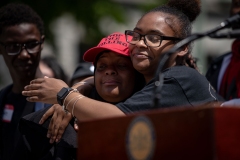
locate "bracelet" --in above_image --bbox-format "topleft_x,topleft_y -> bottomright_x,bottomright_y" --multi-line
72,95 -> 85,118
65,95 -> 82,111
72,81 -> 87,87
62,89 -> 79,112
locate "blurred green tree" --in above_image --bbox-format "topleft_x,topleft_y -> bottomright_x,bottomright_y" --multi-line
0,0 -> 166,87
0,0 -> 166,47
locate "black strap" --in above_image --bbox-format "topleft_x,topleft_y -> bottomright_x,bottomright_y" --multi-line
13,101 -> 35,154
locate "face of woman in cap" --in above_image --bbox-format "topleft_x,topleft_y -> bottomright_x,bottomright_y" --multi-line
95,51 -> 136,103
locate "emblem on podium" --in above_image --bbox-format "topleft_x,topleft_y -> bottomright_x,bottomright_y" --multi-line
126,116 -> 155,160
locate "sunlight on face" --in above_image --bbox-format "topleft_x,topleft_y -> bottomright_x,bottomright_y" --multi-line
95,51 -> 136,103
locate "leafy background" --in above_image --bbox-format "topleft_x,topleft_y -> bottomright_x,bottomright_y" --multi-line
0,0 -> 166,45
0,0 -> 167,86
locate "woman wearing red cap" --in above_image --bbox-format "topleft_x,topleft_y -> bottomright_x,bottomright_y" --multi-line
83,32 -> 144,103
23,0 -> 220,142
21,32 -> 145,143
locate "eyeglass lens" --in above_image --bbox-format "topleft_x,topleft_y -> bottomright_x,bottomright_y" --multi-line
7,41 -> 41,55
126,31 -> 161,47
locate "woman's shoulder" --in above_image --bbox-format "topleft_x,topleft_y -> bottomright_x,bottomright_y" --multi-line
164,65 -> 204,81
162,66 -> 218,105
163,66 -> 212,93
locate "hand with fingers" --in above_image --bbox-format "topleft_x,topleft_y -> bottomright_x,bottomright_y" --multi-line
39,104 -> 73,143
22,77 -> 68,104
22,77 -> 94,143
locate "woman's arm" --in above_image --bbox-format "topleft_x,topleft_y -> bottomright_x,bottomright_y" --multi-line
23,77 -> 68,104
23,76 -> 95,104
23,77 -> 124,120
22,77 -> 125,142
62,92 -> 125,121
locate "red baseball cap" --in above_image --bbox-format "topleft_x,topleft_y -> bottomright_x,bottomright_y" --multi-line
83,32 -> 129,62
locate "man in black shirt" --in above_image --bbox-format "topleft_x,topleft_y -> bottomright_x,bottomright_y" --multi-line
0,3 -> 47,160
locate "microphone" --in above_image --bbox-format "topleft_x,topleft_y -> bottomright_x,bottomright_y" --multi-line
209,29 -> 240,38
220,13 -> 240,28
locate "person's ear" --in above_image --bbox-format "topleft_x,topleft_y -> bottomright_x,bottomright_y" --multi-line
41,35 -> 45,50
177,45 -> 188,57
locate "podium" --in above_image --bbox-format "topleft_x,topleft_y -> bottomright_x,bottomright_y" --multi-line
77,104 -> 240,160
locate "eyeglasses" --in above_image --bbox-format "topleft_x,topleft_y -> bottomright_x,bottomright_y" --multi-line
125,30 -> 182,47
0,41 -> 43,55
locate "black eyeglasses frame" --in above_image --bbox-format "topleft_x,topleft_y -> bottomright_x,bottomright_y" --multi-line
125,30 -> 182,47
0,41 -> 43,56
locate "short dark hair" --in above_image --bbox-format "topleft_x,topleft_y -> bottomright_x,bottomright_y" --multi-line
0,3 -> 44,35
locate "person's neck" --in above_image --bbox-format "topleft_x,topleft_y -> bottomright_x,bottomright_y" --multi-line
144,75 -> 154,84
12,76 -> 34,94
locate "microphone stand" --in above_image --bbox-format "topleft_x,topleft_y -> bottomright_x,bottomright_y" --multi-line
152,13 -> 240,108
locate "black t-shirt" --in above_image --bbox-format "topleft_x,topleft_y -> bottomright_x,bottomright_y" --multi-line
116,66 -> 219,113
1,91 -> 34,160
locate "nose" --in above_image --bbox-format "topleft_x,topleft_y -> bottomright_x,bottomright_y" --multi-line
105,66 -> 117,75
18,46 -> 30,59
135,37 -> 147,48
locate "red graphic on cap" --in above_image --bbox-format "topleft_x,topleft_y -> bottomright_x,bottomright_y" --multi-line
83,32 -> 129,63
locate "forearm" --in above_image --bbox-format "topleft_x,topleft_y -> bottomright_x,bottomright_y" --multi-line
64,92 -> 125,121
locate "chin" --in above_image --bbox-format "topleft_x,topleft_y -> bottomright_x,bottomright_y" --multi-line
106,91 -> 120,97
134,62 -> 150,72
103,96 -> 121,103
16,69 -> 34,77
25,70 -> 36,77
103,91 -> 121,99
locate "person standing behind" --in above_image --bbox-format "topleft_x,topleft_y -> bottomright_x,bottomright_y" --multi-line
206,0 -> 240,101
0,3 -> 47,160
18,32 -> 145,159
70,62 -> 94,86
39,56 -> 69,84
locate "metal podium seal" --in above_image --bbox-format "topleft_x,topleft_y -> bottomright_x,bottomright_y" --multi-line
126,116 -> 155,160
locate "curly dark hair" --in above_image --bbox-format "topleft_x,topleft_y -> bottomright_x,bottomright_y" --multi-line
0,3 -> 44,35
142,0 -> 201,70
144,0 -> 201,39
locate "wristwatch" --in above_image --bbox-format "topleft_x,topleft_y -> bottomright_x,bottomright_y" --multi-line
57,87 -> 74,106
